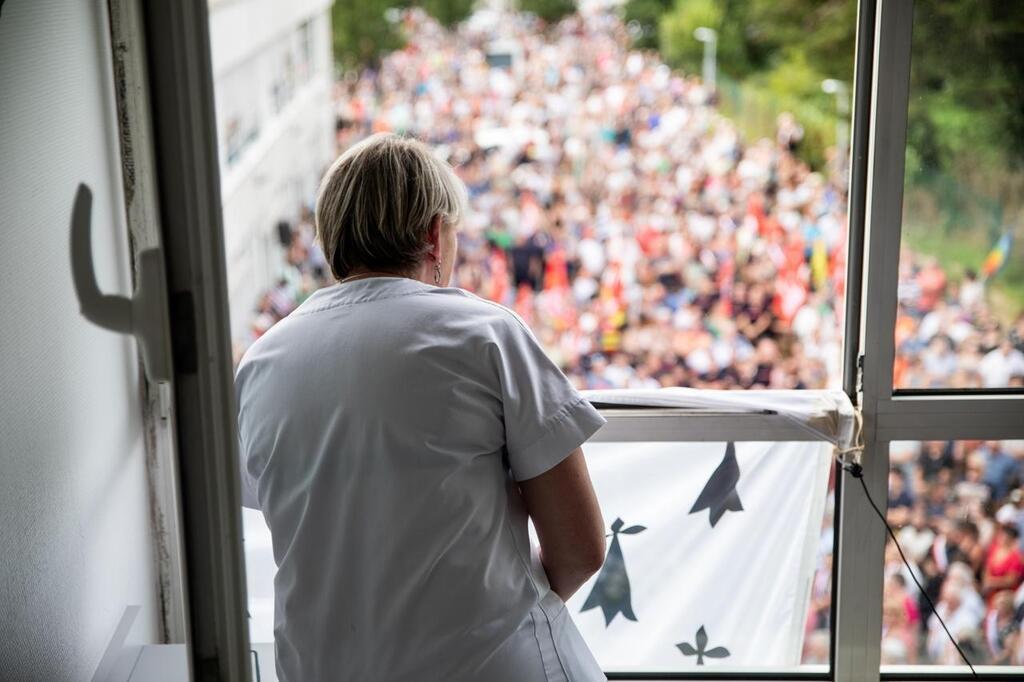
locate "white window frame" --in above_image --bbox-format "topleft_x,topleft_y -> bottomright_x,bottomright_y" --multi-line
142,0 -> 252,679
848,2 -> 1024,681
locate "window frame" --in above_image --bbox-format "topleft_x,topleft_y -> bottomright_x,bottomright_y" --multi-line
142,0 -> 253,679
854,1 -> 1024,681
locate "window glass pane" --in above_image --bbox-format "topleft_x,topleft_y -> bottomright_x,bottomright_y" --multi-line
575,441 -> 834,672
894,2 -> 1024,390
882,440 -> 1024,670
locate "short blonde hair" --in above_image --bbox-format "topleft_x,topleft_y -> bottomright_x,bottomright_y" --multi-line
315,133 -> 468,280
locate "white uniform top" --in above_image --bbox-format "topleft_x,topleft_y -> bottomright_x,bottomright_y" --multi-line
236,276 -> 608,682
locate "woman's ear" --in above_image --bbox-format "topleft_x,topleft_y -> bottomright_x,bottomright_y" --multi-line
427,215 -> 443,260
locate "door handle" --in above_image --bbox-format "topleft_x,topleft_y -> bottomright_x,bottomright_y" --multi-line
70,183 -> 172,382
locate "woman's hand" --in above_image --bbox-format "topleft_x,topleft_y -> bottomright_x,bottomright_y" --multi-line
519,447 -> 606,601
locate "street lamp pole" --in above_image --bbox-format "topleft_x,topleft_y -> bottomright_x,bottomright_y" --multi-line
693,27 -> 717,92
822,78 -> 851,169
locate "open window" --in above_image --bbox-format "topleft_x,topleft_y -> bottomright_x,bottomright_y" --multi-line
135,0 -> 1024,680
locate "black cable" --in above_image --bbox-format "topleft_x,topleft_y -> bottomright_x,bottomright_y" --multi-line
840,460 -> 979,679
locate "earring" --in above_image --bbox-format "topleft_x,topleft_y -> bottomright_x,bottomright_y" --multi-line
433,261 -> 441,285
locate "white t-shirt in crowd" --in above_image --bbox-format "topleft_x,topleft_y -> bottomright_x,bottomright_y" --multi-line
236,277 -> 608,682
978,347 -> 1024,387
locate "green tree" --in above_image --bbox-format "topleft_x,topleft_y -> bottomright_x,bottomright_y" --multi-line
742,0 -> 855,81
658,0 -> 855,89
518,0 -> 576,25
658,0 -> 722,76
623,0 -> 674,50
418,0 -> 476,27
331,0 -> 405,71
656,0 -> 856,167
658,0 -> 756,81
903,1 -> 1024,175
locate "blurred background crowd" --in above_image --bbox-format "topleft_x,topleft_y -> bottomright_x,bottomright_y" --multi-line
236,6 -> 1024,666
805,439 -> 1024,666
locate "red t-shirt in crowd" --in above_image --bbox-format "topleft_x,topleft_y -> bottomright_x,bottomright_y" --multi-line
985,542 -> 1024,606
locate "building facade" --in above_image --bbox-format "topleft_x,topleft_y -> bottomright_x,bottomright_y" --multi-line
209,0 -> 335,342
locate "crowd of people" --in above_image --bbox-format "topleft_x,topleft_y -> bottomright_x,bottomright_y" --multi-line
238,5 -> 1024,667
804,439 -> 1024,666
331,9 -> 848,392
888,439 -> 1024,665
896,254 -> 1024,389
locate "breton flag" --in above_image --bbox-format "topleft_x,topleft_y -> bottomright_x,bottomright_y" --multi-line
242,439 -> 832,660
567,439 -> 833,671
567,388 -> 855,672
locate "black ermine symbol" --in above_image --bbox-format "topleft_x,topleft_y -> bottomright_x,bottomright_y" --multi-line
689,442 -> 743,527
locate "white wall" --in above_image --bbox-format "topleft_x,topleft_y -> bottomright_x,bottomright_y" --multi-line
0,1 -> 160,678
209,0 -> 333,76
209,0 -> 336,342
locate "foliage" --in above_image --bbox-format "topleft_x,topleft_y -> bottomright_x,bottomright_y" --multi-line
518,0 -> 576,25
331,0 -> 478,70
656,0 -> 855,167
657,0 -> 855,86
622,0 -> 673,50
652,0 -> 1024,179
903,1 -> 1024,176
418,0 -> 476,28
717,73 -> 836,170
331,0 -> 405,71
657,0 -> 721,76
740,0 -> 856,84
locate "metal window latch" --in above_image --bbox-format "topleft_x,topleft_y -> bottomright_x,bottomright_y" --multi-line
856,354 -> 865,397
70,183 -> 172,383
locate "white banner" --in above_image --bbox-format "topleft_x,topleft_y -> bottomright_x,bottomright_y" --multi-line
565,440 -> 833,671
244,438 -> 835,670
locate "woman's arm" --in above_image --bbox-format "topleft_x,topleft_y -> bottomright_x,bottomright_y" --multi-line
519,447 -> 606,601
